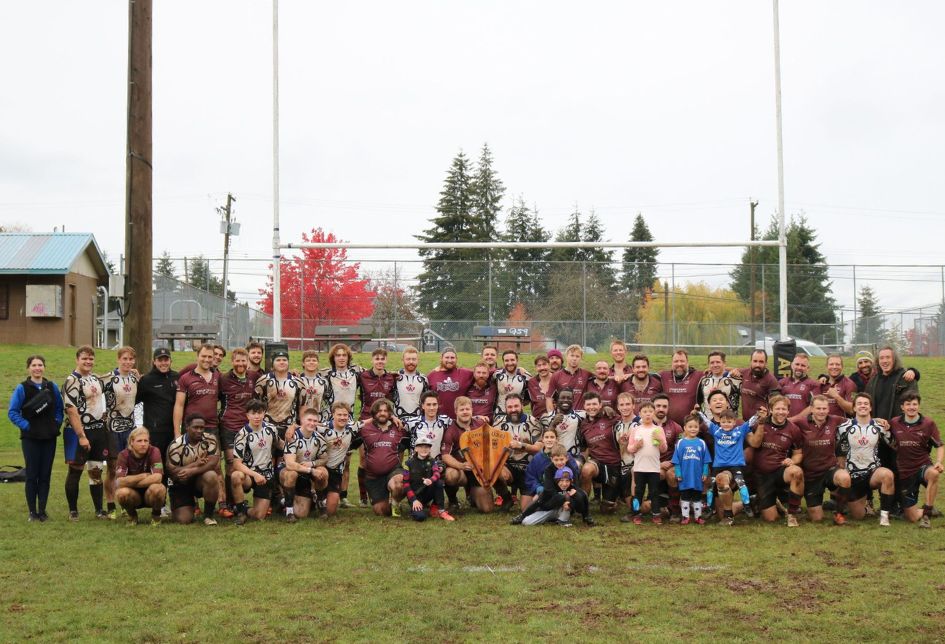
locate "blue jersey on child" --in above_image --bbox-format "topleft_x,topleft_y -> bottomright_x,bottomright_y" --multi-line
708,419 -> 754,467
671,437 -> 712,492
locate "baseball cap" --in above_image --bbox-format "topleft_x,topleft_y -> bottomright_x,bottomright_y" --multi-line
272,349 -> 289,360
855,350 -> 874,364
547,349 -> 563,359
415,436 -> 434,447
153,347 -> 171,359
554,466 -> 573,480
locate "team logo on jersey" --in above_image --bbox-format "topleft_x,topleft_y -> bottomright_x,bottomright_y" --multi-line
406,384 -> 416,392
857,435 -> 869,446
504,385 -> 513,392
438,378 -> 460,392
340,379 -> 351,388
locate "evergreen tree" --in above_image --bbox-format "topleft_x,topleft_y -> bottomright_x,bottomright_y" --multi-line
188,255 -> 235,301
620,213 -> 659,316
415,150 -> 487,324
155,251 -> 178,292
469,144 -> 505,240
581,210 -> 616,290
854,286 -> 884,346
549,207 -> 583,264
730,215 -> 837,344
495,196 -> 551,315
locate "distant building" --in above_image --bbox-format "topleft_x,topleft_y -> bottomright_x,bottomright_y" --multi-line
0,233 -> 110,346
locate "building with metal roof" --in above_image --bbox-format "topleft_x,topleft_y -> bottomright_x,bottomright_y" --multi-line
0,233 -> 110,346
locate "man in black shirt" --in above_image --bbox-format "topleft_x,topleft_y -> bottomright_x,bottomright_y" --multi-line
136,348 -> 179,477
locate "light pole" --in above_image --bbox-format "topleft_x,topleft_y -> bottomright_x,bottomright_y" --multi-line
219,193 -> 239,347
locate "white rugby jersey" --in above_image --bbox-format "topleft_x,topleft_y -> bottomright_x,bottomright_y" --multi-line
493,369 -> 529,415
405,414 -> 451,457
395,370 -> 429,418
104,369 -> 139,433
320,366 -> 363,409
285,429 -> 326,464
63,371 -> 107,430
494,413 -> 542,466
319,422 -> 358,470
298,373 -> 331,419
837,418 -> 890,478
614,418 -> 638,472
233,423 -> 282,479
542,409 -> 587,456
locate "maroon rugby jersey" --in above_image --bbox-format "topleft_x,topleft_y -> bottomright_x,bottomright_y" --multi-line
889,415 -> 942,479
526,376 -> 552,415
219,369 -> 256,432
578,414 -> 622,465
359,421 -> 407,477
548,367 -> 593,410
754,420 -> 803,474
620,375 -> 663,408
466,380 -> 497,421
440,417 -> 486,462
739,369 -> 780,421
427,368 -> 475,420
795,414 -> 845,478
658,368 -> 703,426
586,377 -> 620,410
178,369 -> 220,428
657,419 -> 683,463
358,370 -> 398,421
778,376 -> 820,419
820,375 -> 856,418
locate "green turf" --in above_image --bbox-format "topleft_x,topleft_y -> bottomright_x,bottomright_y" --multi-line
2,345 -> 944,642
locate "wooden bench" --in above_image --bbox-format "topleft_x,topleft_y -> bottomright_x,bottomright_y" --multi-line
156,323 -> 220,351
312,324 -> 373,352
472,325 -> 532,352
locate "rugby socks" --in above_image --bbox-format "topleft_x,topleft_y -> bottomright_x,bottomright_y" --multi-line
107,502 -> 116,513
693,501 -> 703,518
835,486 -> 850,513
680,500 -> 691,519
203,500 -> 216,519
880,493 -> 896,514
65,469 -> 81,513
284,488 -> 295,512
235,501 -> 249,515
446,486 -> 459,507
357,467 -> 368,503
923,504 -> 933,518
787,492 -> 802,515
90,483 -> 104,513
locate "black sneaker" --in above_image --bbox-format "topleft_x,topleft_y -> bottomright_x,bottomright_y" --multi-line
95,510 -> 109,520
583,516 -> 597,527
286,513 -> 298,524
235,513 -> 249,526
69,511 -> 79,522
509,513 -> 525,525
28,512 -> 39,522
38,512 -> 49,522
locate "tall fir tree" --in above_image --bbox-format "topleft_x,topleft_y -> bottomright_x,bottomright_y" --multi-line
581,210 -> 616,290
854,285 -> 884,345
154,251 -> 178,292
416,149 -> 497,324
730,215 -> 837,344
469,144 -> 505,240
187,255 -> 235,301
620,213 -> 659,318
495,196 -> 551,315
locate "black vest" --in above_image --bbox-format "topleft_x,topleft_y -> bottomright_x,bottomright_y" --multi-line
20,379 -> 60,440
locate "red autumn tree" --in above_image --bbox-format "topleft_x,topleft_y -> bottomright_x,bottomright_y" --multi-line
258,228 -> 375,343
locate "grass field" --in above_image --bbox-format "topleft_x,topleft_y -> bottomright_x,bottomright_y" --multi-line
2,345 -> 944,642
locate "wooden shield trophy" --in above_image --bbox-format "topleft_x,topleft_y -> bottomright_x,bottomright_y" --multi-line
459,424 -> 511,488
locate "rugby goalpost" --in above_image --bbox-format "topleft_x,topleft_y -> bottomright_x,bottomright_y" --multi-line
267,0 -> 790,345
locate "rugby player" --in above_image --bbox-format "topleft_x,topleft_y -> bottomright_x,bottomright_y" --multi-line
746,395 -> 804,527
658,349 -> 703,426
254,349 -> 304,440
467,362 -> 497,422
298,350 -> 331,422
166,414 -> 221,525
546,345 -> 593,413
359,399 -> 409,516
319,402 -> 359,518
837,392 -> 895,526
245,341 -> 265,381
697,351 -> 740,416
613,392 -> 637,515
887,392 -> 942,528
818,354 -> 855,417
493,350 -> 530,415
218,347 -> 256,517
320,343 -> 363,507
620,354 -> 663,408
358,348 -> 398,421
135,348 -> 178,484
114,427 -> 166,526
546,389 -> 586,459
525,355 -> 553,416
173,344 -> 220,439
577,392 -> 623,517
778,354 -> 820,422
849,351 -> 874,393
609,339 -> 632,383
62,345 -> 109,520
405,391 -> 451,459
494,393 -> 543,507
546,349 -> 563,373
480,345 -> 499,372
794,395 -> 850,525
586,360 -> 620,410
394,346 -> 429,420
733,349 -> 780,422
652,393 -> 683,520
103,346 -> 141,518
427,348 -> 474,421
281,408 -> 329,522
441,397 -> 494,513
231,400 -> 284,524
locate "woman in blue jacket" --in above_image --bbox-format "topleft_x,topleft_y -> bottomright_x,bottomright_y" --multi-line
8,355 -> 64,522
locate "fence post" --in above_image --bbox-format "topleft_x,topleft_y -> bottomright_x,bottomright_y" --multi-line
582,261 -> 587,349
488,259 -> 493,325
299,259 -> 305,350
393,261 -> 399,343
671,263 -> 676,349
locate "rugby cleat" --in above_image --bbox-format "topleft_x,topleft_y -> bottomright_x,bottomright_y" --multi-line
879,511 -> 890,527
918,516 -> 931,529
439,511 -> 456,522
786,514 -> 799,527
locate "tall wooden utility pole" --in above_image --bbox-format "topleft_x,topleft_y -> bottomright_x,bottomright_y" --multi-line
123,0 -> 153,370
749,199 -> 758,346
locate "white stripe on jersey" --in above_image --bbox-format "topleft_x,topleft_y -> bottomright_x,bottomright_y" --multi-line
406,414 -> 451,457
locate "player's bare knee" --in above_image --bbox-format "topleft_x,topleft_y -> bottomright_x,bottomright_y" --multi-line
927,468 -> 940,484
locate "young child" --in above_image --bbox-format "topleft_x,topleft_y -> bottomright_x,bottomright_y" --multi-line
628,402 -> 667,525
512,445 -> 593,526
672,414 -> 712,524
522,427 -> 581,510
403,436 -> 455,522
700,406 -> 762,525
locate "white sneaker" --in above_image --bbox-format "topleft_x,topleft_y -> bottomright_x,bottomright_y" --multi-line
786,514 -> 799,528
160,506 -> 171,519
879,510 -> 890,527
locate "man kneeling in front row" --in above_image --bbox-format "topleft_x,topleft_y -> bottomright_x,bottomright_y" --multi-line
115,426 -> 167,526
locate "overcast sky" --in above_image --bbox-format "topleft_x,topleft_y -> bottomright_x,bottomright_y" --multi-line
2,1 -> 944,322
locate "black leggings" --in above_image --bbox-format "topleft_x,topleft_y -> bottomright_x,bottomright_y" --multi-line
21,437 -> 56,515
680,489 -> 702,502
412,481 -> 446,509
522,488 -> 590,518
634,471 -> 661,515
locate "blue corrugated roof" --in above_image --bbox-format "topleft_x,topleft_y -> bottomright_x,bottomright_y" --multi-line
0,233 -> 108,276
